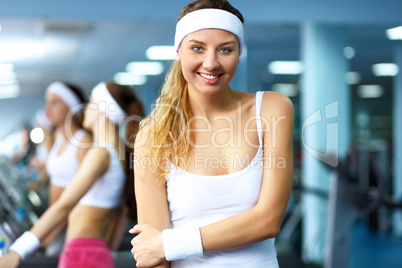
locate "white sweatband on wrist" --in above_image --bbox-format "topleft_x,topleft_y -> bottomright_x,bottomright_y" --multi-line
91,82 -> 127,126
162,226 -> 203,261
174,8 -> 244,55
9,231 -> 40,260
46,81 -> 83,115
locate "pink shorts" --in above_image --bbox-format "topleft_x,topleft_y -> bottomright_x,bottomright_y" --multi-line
58,238 -> 114,268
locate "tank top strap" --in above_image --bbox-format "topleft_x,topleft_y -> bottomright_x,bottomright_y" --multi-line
255,91 -> 264,146
48,132 -> 64,157
69,129 -> 86,147
97,143 -> 120,161
74,129 -> 86,141
98,143 -> 115,152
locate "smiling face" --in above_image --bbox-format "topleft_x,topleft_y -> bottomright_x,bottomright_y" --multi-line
177,29 -> 240,96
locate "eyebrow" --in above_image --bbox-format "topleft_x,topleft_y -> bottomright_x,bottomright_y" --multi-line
187,39 -> 237,46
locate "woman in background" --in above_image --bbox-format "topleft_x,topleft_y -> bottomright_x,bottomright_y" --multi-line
105,86 -> 145,252
0,81 -> 143,268
41,81 -> 92,255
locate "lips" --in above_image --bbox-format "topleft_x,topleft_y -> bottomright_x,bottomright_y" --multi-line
198,72 -> 223,84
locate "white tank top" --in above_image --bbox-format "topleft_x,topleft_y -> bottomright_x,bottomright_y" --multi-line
166,92 -> 279,267
46,130 -> 86,187
79,144 -> 125,208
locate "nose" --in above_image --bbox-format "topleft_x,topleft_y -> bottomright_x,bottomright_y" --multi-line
45,103 -> 51,113
45,105 -> 51,119
202,51 -> 220,70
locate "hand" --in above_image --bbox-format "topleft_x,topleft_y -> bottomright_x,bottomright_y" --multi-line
129,224 -> 165,268
0,251 -> 21,268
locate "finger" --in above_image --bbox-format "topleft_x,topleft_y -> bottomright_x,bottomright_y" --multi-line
128,224 -> 138,233
131,235 -> 140,247
129,224 -> 145,234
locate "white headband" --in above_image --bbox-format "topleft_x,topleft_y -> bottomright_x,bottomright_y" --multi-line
174,9 -> 244,55
46,82 -> 83,115
91,82 -> 127,126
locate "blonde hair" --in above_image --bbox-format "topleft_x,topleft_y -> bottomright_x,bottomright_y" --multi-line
140,61 -> 192,179
138,0 -> 244,180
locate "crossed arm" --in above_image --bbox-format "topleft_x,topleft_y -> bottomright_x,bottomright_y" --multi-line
131,92 -> 294,268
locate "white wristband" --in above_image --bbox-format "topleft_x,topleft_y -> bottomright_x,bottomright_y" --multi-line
162,226 -> 203,261
9,231 -> 40,260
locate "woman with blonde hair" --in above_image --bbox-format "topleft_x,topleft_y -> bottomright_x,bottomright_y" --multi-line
130,0 -> 294,267
0,81 -> 143,268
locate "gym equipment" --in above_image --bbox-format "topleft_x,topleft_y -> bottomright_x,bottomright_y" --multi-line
280,152 -> 402,268
0,154 -> 38,253
322,153 -> 402,268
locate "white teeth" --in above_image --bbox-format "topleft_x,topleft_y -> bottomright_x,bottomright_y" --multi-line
200,73 -> 219,80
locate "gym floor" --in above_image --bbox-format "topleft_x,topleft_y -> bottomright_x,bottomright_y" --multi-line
350,222 -> 402,268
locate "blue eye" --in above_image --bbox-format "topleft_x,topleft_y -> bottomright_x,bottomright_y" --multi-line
221,48 -> 232,53
192,46 -> 203,52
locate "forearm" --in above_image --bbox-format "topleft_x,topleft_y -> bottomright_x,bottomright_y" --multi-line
8,197 -> 72,261
0,250 -> 21,268
29,203 -> 70,241
8,203 -> 70,261
200,205 -> 280,252
30,148 -> 108,240
40,219 -> 67,247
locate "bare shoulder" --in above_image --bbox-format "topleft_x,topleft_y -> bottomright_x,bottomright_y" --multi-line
81,147 -> 111,176
261,91 -> 294,117
85,147 -> 110,164
134,124 -> 152,156
132,123 -> 165,184
76,130 -> 93,162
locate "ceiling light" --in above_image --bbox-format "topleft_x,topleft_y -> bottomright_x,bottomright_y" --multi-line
30,127 -> 45,144
271,83 -> 298,97
0,84 -> 20,99
44,38 -> 79,58
0,63 -> 14,73
345,72 -> 361,85
372,63 -> 399,76
0,80 -> 18,86
146,46 -> 176,60
0,64 -> 18,86
386,26 -> 402,40
343,46 -> 355,59
268,61 -> 303,75
114,72 -> 147,86
125,61 -> 164,76
0,40 -> 45,62
357,85 -> 384,98
0,71 -> 17,79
